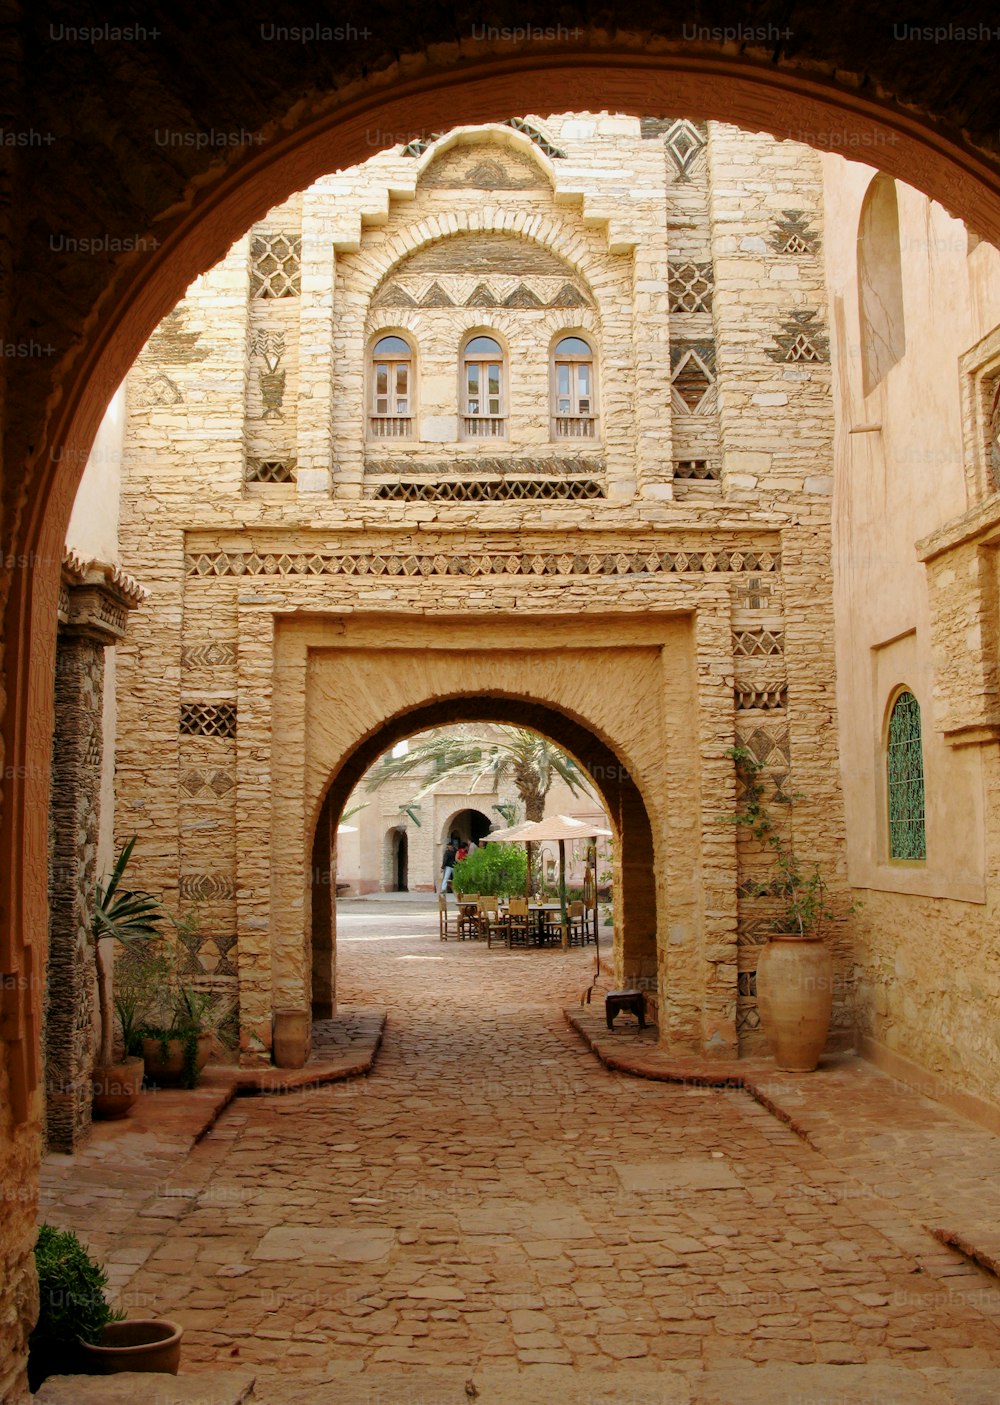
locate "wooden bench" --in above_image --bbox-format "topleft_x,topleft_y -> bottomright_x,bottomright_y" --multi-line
605,989 -> 646,1030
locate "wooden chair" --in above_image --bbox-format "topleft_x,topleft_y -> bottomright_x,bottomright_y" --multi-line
479,896 -> 508,948
566,900 -> 588,947
438,893 -> 460,941
506,897 -> 530,948
455,893 -> 480,940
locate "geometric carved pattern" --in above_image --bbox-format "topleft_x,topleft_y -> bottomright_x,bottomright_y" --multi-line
371,278 -> 593,311
735,723 -> 791,769
668,261 -> 714,313
178,875 -> 236,902
767,310 -> 830,364
732,630 -> 784,657
181,642 -> 237,669
641,117 -> 708,180
246,458 -> 297,484
671,341 -> 716,414
402,117 -> 566,160
179,703 -> 237,738
250,233 -> 301,298
734,681 -> 788,711
673,459 -> 720,481
366,456 -> 603,477
187,547 -> 783,580
179,768 -> 236,798
770,210 -> 821,256
369,479 -> 606,503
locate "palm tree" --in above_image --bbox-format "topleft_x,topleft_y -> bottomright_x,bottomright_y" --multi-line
363,726 -> 596,823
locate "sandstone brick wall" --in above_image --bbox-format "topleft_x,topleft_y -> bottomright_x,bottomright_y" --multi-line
113,113 -> 846,1063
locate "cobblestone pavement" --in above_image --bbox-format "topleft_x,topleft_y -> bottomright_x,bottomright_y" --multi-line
41,899 -> 1000,1402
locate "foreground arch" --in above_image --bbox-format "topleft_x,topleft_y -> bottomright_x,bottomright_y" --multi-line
4,18 -> 1000,1392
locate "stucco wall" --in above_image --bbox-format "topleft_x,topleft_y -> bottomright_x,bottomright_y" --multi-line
823,154 -> 1000,1106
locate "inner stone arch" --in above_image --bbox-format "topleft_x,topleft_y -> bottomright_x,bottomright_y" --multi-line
308,692 -> 659,1021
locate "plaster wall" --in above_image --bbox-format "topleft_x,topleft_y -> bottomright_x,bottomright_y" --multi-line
823,155 -> 1000,1102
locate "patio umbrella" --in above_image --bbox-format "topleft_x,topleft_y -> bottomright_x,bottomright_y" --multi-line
489,814 -> 612,937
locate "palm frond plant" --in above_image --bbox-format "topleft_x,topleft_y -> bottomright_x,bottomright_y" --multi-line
364,726 -> 597,823
93,837 -> 163,1068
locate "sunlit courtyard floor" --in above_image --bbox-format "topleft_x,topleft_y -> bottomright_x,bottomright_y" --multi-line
39,896 -> 1000,1403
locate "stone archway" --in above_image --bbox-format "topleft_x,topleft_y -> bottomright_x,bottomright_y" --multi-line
277,611 -> 706,1057
309,691 -> 658,1016
6,28 -> 1000,1393
8,38 -> 1000,1149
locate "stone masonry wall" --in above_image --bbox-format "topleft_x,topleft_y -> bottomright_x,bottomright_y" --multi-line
113,113 -> 847,1064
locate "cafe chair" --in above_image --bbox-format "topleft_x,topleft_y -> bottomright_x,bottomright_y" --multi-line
438,893 -> 460,941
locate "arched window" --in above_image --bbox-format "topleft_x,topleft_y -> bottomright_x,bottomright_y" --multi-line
462,335 -> 506,438
858,175 -> 906,396
370,335 -> 413,438
886,689 -> 926,860
552,336 -> 596,438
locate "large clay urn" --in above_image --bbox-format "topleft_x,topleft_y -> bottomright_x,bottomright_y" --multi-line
755,934 -> 833,1072
92,1056 -> 144,1120
272,1009 -> 311,1069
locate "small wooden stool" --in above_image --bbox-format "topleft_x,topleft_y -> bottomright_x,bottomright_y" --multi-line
605,989 -> 646,1030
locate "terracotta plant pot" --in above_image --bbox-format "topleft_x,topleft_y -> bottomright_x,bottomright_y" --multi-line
272,1009 -> 311,1069
92,1056 -> 144,1120
141,1032 -> 213,1086
755,934 -> 833,1072
80,1318 -> 183,1375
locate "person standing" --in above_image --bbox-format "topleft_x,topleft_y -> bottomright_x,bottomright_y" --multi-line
440,837 -> 457,893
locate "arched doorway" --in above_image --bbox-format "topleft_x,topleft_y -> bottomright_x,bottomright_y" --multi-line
442,809 -> 493,848
6,34 -> 1000,1394
288,613 -> 678,1061
391,828 -> 409,892
8,44 -> 1000,1137
309,692 -> 654,1016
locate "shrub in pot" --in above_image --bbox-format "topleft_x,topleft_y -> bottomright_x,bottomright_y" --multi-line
138,924 -> 236,1088
27,1225 -> 125,1388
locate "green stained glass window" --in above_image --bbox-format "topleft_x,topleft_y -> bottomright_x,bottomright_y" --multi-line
887,689 -> 926,860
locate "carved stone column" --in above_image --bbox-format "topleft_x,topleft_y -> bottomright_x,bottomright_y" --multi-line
45,555 -> 144,1152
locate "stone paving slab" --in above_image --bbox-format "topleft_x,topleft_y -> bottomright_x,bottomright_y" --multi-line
566,1002 -> 1000,1285
36,910 -> 1000,1394
34,1369 -> 256,1403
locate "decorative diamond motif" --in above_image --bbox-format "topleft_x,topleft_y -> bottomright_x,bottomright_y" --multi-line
770,210 -> 820,257
246,458 -> 296,484
671,341 -> 716,414
249,233 -> 301,298
179,702 -> 236,739
768,310 -> 830,364
668,261 -> 714,313
659,118 -> 708,179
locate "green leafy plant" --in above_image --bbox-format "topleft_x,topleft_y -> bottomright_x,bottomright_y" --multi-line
452,843 -> 527,898
93,838 -> 163,1067
28,1225 -> 125,1389
113,941 -> 173,1058
133,909 -> 236,1088
728,746 -> 849,937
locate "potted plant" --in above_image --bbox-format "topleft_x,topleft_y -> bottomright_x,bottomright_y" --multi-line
91,838 -> 163,1119
28,1224 -> 183,1386
729,747 -> 846,1071
138,914 -> 234,1087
